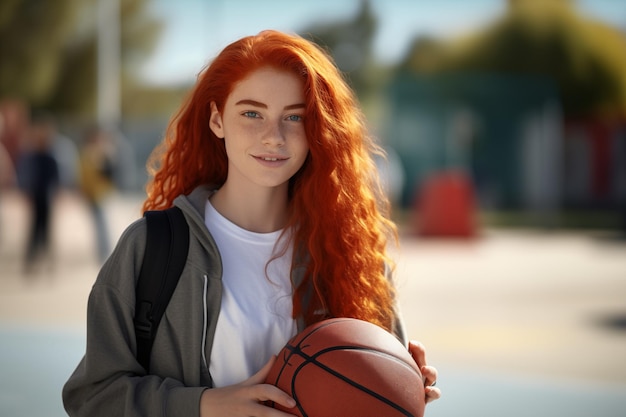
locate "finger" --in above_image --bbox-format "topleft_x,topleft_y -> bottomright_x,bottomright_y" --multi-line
425,386 -> 442,403
242,355 -> 277,386
420,365 -> 438,387
408,340 -> 427,369
252,384 -> 297,410
251,401 -> 298,417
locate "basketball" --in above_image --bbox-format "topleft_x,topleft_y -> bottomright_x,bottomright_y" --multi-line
265,318 -> 425,417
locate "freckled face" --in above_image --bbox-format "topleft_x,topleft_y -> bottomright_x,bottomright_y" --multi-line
209,66 -> 309,192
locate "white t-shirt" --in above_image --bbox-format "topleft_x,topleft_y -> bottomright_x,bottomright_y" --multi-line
205,199 -> 297,387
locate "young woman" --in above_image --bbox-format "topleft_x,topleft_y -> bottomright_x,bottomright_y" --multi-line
63,30 -> 440,417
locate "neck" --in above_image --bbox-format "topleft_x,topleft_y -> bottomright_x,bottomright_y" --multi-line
210,182 -> 289,233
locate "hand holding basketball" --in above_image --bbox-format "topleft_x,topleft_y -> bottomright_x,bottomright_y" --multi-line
409,340 -> 441,404
200,355 -> 297,417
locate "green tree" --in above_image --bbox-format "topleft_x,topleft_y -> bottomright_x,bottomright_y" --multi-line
299,0 -> 378,100
400,0 -> 626,118
0,0 -> 162,118
0,0 -> 81,105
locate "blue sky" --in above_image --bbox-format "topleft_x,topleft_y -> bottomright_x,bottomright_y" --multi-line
140,0 -> 626,86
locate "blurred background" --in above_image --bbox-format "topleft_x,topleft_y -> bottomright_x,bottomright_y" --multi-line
0,0 -> 625,416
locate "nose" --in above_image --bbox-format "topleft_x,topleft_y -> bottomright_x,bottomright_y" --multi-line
261,122 -> 285,147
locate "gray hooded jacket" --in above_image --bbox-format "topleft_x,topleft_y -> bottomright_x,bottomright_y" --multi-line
62,185 -> 406,417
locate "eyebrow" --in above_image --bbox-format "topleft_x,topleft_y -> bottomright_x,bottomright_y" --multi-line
235,99 -> 305,111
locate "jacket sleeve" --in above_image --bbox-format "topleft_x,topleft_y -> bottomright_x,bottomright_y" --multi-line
387,262 -> 408,346
392,297 -> 408,346
62,219 -> 206,417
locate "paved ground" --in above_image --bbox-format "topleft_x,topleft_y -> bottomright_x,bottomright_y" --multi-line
1,189 -> 625,416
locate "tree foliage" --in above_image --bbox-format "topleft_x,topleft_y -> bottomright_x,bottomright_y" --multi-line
0,0 -> 162,118
0,0 -> 81,105
299,0 -> 378,99
400,0 -> 626,118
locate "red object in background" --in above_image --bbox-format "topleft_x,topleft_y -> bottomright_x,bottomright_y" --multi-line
565,120 -> 612,200
413,171 -> 477,237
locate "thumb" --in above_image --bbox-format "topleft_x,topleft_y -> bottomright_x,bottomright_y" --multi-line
241,355 -> 277,386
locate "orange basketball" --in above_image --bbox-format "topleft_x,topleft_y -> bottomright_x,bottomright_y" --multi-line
265,318 -> 425,417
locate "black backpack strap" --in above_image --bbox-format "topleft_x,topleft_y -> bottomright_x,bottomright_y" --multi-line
134,206 -> 189,372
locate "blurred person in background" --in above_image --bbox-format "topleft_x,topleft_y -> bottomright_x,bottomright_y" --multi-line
0,140 -> 15,188
0,113 -> 16,188
110,129 -> 138,193
49,120 -> 80,192
16,111 -> 60,275
0,100 -> 29,169
0,114 -> 17,245
78,126 -> 117,263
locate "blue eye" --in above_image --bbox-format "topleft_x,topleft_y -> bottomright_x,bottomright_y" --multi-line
287,115 -> 303,122
243,111 -> 259,118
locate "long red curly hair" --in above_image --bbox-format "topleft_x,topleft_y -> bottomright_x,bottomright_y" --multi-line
143,30 -> 398,331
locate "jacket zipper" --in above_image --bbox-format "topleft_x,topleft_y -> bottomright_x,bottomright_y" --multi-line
201,274 -> 208,370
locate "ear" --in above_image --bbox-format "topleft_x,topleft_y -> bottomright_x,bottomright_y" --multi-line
209,101 -> 224,139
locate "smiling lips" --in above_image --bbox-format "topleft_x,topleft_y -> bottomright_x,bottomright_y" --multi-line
254,154 -> 289,163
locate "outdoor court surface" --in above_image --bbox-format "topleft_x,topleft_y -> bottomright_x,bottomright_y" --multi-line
1,191 -> 625,416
